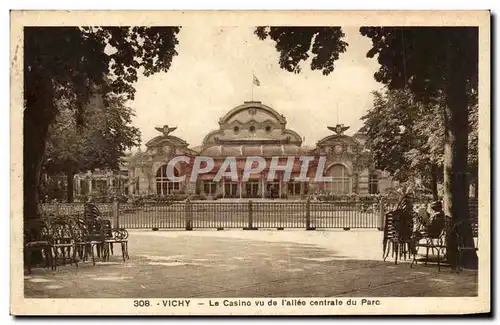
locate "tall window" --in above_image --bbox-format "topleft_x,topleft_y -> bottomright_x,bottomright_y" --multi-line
156,165 -> 181,195
303,182 -> 309,195
369,173 -> 379,194
224,182 -> 238,197
202,181 -> 218,196
245,180 -> 259,197
287,182 -> 301,196
266,181 -> 279,198
286,182 -> 309,196
330,165 -> 351,194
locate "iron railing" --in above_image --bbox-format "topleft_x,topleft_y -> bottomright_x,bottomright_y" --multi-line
38,198 -> 479,231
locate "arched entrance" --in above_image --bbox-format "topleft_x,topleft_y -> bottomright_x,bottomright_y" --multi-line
328,164 -> 352,194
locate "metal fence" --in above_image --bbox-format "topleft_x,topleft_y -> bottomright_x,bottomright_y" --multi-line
38,198 -> 479,231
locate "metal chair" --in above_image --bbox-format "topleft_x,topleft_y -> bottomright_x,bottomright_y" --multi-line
24,219 -> 54,273
49,218 -> 79,269
102,220 -> 130,262
383,209 -> 414,264
71,217 -> 106,266
411,227 -> 447,271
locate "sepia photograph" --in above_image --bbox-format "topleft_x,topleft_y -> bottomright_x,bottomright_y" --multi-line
10,10 -> 490,315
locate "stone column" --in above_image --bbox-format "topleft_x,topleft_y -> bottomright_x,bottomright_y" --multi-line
74,175 -> 80,196
358,169 -> 370,195
87,171 -> 93,194
352,173 -> 358,194
107,171 -> 112,187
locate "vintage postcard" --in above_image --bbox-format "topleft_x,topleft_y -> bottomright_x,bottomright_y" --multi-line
10,10 -> 490,316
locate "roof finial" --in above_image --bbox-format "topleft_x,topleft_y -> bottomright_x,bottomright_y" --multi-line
327,124 -> 350,135
155,125 -> 177,136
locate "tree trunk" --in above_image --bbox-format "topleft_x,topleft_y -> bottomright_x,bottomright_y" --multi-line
66,168 -> 75,203
430,163 -> 439,201
443,35 -> 478,270
24,82 -> 54,221
24,66 -> 56,264
474,176 -> 478,199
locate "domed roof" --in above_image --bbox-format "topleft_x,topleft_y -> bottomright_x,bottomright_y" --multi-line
201,101 -> 304,148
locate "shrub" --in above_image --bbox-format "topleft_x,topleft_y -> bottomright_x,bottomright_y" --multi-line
171,194 -> 189,201
189,194 -> 206,201
39,177 -> 67,202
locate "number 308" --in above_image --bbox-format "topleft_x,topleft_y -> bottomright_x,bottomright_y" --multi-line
134,300 -> 151,307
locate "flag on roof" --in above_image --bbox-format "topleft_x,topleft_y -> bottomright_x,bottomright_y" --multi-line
253,74 -> 260,86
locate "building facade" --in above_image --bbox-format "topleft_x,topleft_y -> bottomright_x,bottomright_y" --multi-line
121,101 -> 393,199
72,167 -> 130,198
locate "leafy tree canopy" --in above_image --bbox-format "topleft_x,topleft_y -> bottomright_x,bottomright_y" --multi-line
25,26 -> 181,102
359,27 -> 478,101
362,87 -> 478,186
44,93 -> 141,175
254,27 -> 348,75
24,26 -> 181,218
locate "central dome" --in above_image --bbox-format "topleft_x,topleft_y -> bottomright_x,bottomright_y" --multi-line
200,101 -> 303,150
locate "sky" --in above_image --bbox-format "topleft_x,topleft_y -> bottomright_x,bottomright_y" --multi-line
128,26 -> 384,151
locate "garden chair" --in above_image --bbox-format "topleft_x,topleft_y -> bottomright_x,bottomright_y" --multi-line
84,203 -> 110,258
410,226 -> 447,271
456,219 -> 479,272
382,194 -> 415,264
49,218 -> 79,269
383,209 -> 414,264
101,220 -> 130,262
410,201 -> 451,272
71,217 -> 107,266
24,218 -> 54,274
84,202 -> 101,219
67,217 -> 87,262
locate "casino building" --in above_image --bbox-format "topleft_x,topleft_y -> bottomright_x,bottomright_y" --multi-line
123,101 -> 393,199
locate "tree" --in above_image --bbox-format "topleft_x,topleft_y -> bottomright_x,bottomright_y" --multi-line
256,26 -> 478,268
254,27 -> 348,74
44,93 -> 140,202
467,92 -> 479,199
362,87 -> 478,202
360,27 -> 478,268
24,26 -> 180,224
360,89 -> 427,185
361,88 -> 450,200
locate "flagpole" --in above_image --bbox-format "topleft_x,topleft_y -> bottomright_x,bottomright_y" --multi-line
252,78 -> 254,101
336,102 -> 341,126
251,73 -> 254,101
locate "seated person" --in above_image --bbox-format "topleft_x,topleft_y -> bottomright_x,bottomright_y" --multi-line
412,201 -> 446,239
426,201 -> 446,238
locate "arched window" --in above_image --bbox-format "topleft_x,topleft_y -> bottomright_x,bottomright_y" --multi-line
156,165 -> 181,195
329,164 -> 351,194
